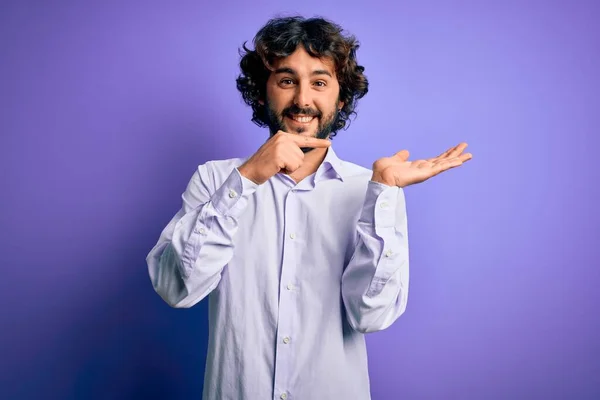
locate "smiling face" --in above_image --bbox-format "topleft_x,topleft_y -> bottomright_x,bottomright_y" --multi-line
263,45 -> 344,147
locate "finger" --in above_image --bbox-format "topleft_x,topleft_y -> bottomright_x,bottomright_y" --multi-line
432,157 -> 463,174
432,149 -> 471,164
447,142 -> 468,158
393,149 -> 410,161
432,156 -> 455,165
280,148 -> 304,173
459,152 -> 473,162
279,138 -> 307,160
438,146 -> 456,158
435,152 -> 471,167
413,160 -> 430,169
292,143 -> 306,160
288,134 -> 331,148
427,144 -> 458,162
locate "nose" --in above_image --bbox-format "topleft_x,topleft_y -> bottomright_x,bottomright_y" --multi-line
293,81 -> 311,108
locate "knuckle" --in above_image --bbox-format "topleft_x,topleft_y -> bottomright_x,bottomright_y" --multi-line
276,136 -> 290,147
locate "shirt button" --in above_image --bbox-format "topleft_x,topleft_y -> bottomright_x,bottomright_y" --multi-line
280,393 -> 288,400
228,190 -> 237,198
385,249 -> 393,257
287,283 -> 294,290
380,202 -> 389,209
289,233 -> 296,239
199,228 -> 206,235
283,336 -> 291,344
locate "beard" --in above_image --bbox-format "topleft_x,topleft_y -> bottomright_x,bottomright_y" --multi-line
265,101 -> 339,153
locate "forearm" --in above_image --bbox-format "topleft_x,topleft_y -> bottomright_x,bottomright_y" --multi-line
341,181 -> 410,333
147,204 -> 236,308
147,167 -> 257,308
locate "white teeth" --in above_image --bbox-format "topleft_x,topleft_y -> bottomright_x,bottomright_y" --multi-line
292,116 -> 314,123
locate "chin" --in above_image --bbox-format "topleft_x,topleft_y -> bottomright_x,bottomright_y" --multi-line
295,128 -> 316,136
283,125 -> 308,135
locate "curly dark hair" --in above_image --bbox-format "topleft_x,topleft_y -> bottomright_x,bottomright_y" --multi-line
236,15 -> 369,137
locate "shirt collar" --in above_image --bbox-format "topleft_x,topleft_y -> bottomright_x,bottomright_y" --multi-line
315,146 -> 346,183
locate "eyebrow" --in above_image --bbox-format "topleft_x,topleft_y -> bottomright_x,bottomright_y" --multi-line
274,67 -> 333,78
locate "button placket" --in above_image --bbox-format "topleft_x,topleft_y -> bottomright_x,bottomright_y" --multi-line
273,189 -> 299,400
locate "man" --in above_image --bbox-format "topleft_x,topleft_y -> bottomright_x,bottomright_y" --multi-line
147,15 -> 472,400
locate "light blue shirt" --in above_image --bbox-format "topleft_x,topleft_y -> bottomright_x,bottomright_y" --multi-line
147,146 -> 409,400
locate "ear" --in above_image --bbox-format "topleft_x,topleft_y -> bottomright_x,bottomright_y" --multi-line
337,100 -> 344,110
258,98 -> 264,106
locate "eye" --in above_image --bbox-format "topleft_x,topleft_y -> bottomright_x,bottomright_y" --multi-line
314,81 -> 327,87
280,78 -> 294,86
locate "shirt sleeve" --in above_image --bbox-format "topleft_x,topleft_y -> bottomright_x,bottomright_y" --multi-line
147,164 -> 258,308
341,180 -> 410,333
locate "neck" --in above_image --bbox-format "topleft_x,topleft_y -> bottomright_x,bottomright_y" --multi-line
286,147 -> 329,183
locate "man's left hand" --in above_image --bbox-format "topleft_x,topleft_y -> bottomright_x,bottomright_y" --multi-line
371,142 -> 473,188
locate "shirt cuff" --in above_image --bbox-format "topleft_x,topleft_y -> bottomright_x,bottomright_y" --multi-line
359,181 -> 400,228
237,167 -> 260,194
211,167 -> 259,217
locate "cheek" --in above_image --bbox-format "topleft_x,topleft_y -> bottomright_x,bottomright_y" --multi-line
317,93 -> 340,112
266,83 -> 293,108
317,101 -> 337,118
265,82 -> 276,99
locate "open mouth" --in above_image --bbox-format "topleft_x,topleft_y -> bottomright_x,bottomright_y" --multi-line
286,115 -> 316,125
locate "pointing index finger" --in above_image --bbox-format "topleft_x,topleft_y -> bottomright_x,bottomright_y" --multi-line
289,134 -> 331,148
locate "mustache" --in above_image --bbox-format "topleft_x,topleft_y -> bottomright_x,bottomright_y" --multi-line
283,104 -> 321,118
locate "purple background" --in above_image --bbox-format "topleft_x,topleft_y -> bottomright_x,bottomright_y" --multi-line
2,1 -> 599,399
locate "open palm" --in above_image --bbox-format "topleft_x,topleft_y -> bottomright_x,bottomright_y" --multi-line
372,143 -> 473,188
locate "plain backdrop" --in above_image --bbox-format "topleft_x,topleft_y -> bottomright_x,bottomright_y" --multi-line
1,0 -> 599,399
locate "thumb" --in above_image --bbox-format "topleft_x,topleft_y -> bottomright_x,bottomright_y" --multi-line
393,149 -> 410,161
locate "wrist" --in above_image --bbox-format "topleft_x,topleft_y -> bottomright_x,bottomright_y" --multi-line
238,164 -> 260,185
370,172 -> 395,187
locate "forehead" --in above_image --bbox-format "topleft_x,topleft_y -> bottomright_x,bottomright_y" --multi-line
271,45 -> 336,76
